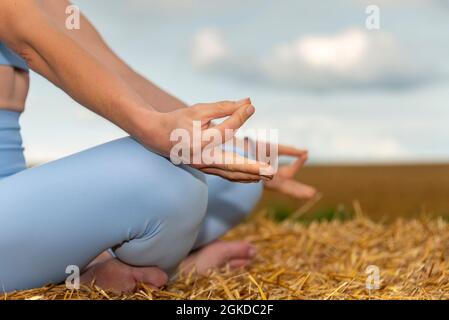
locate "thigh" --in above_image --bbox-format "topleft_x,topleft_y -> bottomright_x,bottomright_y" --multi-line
0,137 -> 207,291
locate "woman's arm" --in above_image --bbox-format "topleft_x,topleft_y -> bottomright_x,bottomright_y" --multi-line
0,1 -> 271,182
36,0 -> 188,113
0,0 -> 154,138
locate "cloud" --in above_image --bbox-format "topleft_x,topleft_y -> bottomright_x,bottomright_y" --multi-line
192,28 -> 229,67
276,114 -> 408,161
192,27 -> 437,91
261,28 -> 421,90
354,0 -> 449,7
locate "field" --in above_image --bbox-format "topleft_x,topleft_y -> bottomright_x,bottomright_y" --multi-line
260,163 -> 449,222
4,164 -> 449,300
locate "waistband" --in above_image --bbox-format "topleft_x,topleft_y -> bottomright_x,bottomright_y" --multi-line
0,109 -> 22,129
0,110 -> 26,178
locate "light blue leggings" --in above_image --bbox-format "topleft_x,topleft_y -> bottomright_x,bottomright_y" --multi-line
0,110 -> 263,292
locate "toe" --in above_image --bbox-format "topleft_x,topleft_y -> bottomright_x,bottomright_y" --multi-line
222,241 -> 257,260
228,258 -> 251,269
132,267 -> 168,288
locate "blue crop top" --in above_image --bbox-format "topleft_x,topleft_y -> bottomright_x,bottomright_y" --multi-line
0,42 -> 29,71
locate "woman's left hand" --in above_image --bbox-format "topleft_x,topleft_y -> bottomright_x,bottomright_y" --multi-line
264,144 -> 317,199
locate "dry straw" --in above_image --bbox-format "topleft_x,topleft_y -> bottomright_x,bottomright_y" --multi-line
4,212 -> 449,300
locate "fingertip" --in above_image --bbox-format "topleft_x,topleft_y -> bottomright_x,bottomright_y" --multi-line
246,105 -> 255,116
305,187 -> 318,199
237,97 -> 251,105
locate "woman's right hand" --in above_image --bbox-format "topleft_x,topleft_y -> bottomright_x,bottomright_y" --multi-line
136,98 -> 274,182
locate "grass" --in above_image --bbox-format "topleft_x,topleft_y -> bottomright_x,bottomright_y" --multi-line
267,205 -> 353,223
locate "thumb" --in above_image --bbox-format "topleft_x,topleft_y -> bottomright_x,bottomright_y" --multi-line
196,98 -> 251,120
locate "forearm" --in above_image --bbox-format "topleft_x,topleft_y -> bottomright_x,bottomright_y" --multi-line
0,1 -> 155,139
75,11 -> 189,112
36,0 -> 188,112
121,70 -> 188,112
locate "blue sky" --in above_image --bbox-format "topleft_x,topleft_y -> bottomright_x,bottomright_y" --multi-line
21,0 -> 449,163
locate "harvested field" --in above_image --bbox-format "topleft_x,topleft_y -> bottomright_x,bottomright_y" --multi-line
5,214 -> 449,300
260,163 -> 449,222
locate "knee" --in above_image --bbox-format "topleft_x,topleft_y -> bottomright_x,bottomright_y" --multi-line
207,174 -> 263,221
193,177 -> 263,249
235,181 -> 264,217
133,157 -> 209,235
150,164 -> 209,232
104,137 -> 209,236
110,139 -> 209,270
127,165 -> 208,271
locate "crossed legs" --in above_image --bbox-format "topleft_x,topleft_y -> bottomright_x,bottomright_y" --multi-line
0,123 -> 262,292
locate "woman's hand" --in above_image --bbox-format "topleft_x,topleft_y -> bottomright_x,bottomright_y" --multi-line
136,98 -> 274,182
243,137 -> 316,199
264,144 -> 317,199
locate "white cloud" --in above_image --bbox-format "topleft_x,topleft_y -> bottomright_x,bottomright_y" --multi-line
261,28 -> 425,90
192,28 -> 229,67
193,27 -> 436,91
327,135 -> 406,159
292,116 -> 406,159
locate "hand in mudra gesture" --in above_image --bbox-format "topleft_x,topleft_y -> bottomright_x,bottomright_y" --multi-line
139,98 -> 274,182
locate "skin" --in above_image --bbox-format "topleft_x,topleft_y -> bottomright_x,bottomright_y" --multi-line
0,0 -> 316,293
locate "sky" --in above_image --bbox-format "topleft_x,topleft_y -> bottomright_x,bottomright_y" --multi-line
20,0 -> 449,164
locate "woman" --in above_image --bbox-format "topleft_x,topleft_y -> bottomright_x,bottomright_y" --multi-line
0,0 -> 315,293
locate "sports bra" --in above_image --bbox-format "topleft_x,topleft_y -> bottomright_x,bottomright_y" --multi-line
0,42 -> 29,71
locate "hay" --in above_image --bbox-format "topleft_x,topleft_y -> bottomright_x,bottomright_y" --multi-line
4,215 -> 449,300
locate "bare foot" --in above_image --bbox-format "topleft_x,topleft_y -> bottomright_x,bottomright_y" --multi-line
180,240 -> 257,276
81,258 -> 168,293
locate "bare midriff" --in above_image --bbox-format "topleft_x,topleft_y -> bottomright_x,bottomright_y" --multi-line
0,65 -> 29,112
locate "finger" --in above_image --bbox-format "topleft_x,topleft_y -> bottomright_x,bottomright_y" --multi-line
194,98 -> 252,120
201,167 -> 263,182
200,167 -> 264,183
278,144 -> 308,157
192,149 -> 275,178
220,152 -> 275,177
278,180 -> 317,199
211,103 -> 255,138
284,156 -> 307,177
195,151 -> 274,176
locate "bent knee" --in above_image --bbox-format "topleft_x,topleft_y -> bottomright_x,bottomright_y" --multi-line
115,137 -> 208,229
206,174 -> 263,219
115,163 -> 209,271
90,137 -> 208,236
145,165 -> 209,230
